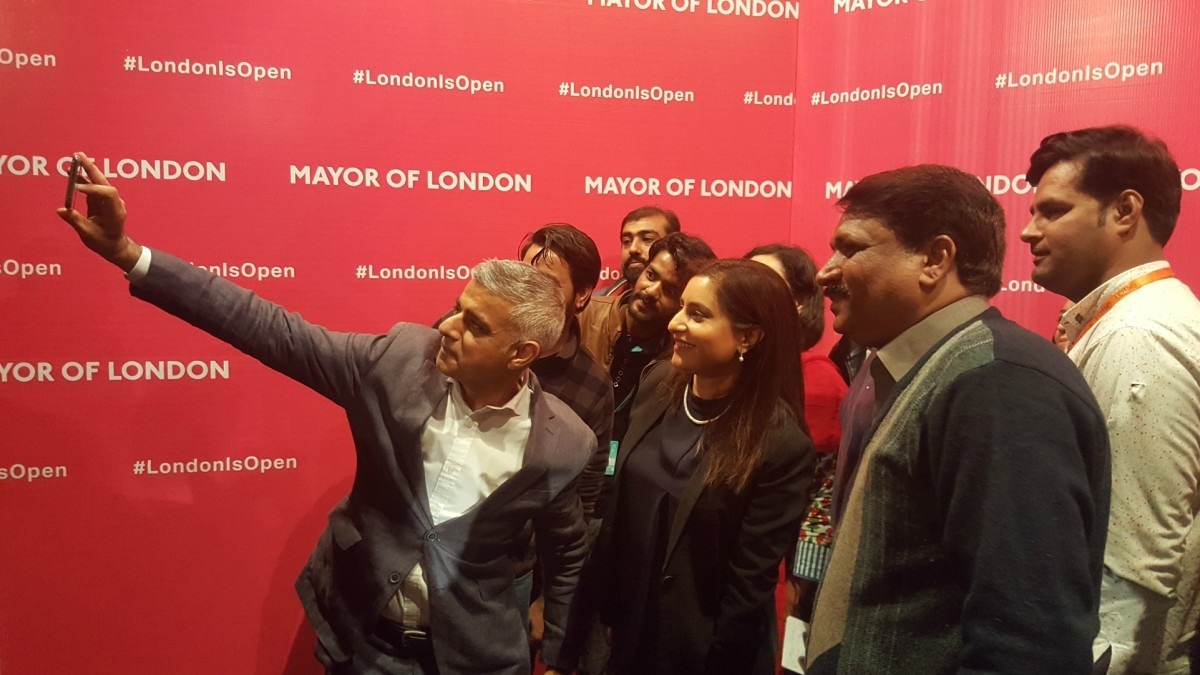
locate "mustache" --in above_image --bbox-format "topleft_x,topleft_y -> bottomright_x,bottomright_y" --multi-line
823,284 -> 849,299
632,290 -> 653,305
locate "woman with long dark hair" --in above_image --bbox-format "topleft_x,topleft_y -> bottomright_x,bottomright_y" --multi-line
595,259 -> 815,674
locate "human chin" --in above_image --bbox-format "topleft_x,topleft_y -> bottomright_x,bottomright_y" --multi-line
1028,259 -> 1061,295
829,305 -> 856,339
670,350 -> 687,369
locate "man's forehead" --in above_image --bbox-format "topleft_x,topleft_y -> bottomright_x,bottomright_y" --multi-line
831,216 -> 888,243
524,244 -> 567,270
1036,161 -> 1086,194
461,279 -> 513,312
647,250 -> 679,277
521,243 -> 544,263
623,216 -> 669,235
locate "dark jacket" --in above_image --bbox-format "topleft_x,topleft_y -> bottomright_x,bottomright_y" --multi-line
588,361 -> 814,674
133,251 -> 596,675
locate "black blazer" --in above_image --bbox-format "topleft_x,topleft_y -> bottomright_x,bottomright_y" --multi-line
133,251 -> 596,675
595,361 -> 815,675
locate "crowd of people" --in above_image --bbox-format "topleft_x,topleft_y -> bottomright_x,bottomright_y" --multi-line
55,124 -> 1200,675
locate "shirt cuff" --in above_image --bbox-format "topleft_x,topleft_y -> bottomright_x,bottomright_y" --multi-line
125,245 -> 152,284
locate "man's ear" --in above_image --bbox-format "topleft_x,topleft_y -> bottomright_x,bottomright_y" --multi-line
1110,189 -> 1145,237
510,341 -> 541,370
575,287 -> 593,314
920,235 -> 957,288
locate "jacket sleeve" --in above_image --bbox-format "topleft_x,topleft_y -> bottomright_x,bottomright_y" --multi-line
706,418 -> 814,673
926,362 -> 1109,675
536,461 -> 592,670
130,249 -> 397,406
576,384 -> 615,529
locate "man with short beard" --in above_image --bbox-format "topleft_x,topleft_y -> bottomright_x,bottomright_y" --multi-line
596,206 -> 680,297
579,232 -> 715,509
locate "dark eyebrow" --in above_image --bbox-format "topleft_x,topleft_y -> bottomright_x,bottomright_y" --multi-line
1031,197 -> 1070,216
463,309 -> 492,334
830,231 -> 861,250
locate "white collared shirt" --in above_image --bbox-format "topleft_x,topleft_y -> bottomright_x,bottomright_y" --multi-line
1062,261 -> 1200,671
422,379 -> 533,525
872,295 -> 991,407
385,377 -> 533,627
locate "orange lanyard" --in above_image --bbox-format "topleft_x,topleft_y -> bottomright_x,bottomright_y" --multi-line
1069,267 -> 1175,349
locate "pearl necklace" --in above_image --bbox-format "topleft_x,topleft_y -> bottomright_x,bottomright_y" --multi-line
682,382 -> 728,426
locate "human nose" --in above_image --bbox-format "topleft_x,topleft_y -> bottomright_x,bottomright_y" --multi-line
1019,218 -> 1040,244
668,308 -> 687,334
815,254 -> 841,285
438,311 -> 461,339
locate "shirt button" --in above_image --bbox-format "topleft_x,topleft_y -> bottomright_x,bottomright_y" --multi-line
388,572 -> 402,584
425,532 -> 439,541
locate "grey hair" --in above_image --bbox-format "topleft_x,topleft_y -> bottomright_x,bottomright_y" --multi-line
471,259 -> 565,351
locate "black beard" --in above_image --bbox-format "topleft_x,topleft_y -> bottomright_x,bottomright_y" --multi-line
622,259 -> 646,286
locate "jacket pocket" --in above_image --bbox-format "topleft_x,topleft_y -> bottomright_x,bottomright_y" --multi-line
329,514 -> 363,550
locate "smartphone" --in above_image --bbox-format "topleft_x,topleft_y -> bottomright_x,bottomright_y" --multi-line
63,155 -> 81,210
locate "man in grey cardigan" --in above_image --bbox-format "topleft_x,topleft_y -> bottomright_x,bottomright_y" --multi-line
807,164 -> 1111,674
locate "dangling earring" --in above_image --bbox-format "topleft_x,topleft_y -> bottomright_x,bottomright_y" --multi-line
737,350 -> 745,363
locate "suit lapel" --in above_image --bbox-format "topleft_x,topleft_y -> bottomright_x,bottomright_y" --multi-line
613,364 -> 673,478
475,373 -> 557,511
620,363 -> 712,573
522,374 -> 555,468
662,444 -> 709,573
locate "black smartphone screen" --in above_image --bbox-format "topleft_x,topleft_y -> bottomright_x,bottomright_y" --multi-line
63,156 -> 81,210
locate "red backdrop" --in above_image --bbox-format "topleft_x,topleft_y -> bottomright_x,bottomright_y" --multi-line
2,1 -> 1197,673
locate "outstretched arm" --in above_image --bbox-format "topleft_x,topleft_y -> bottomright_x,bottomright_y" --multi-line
52,152 -> 387,406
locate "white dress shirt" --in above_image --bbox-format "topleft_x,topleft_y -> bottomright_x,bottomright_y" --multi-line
1062,261 -> 1200,673
385,377 -> 533,627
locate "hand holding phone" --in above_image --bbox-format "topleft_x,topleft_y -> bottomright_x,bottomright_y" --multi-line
63,154 -> 81,210
55,152 -> 142,272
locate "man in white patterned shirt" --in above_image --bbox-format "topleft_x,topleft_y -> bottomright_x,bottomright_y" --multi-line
1022,126 -> 1200,674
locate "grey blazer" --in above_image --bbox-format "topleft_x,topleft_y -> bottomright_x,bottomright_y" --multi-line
133,251 -> 595,674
